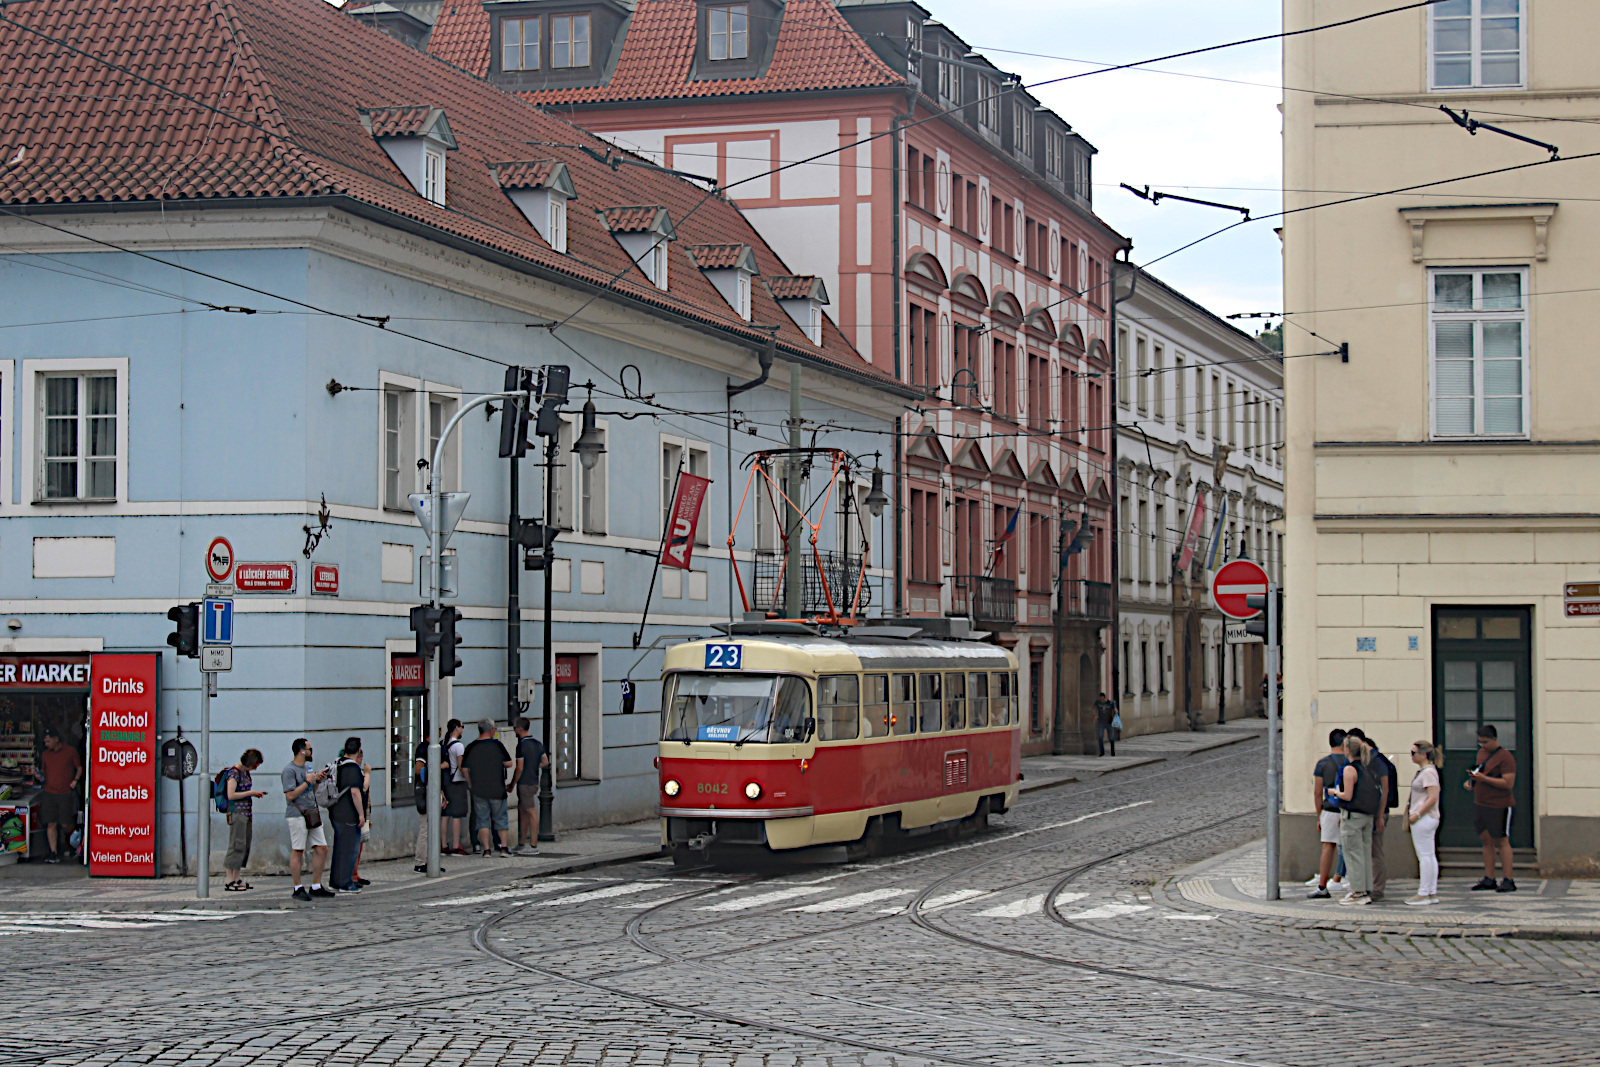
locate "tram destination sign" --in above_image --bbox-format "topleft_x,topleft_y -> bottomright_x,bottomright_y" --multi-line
1565,582 -> 1600,618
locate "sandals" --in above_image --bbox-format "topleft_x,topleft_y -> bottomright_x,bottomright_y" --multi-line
224,880 -> 253,892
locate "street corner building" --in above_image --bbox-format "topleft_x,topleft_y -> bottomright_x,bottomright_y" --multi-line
0,0 -> 914,874
407,0 -> 1131,755
1282,0 -> 1600,877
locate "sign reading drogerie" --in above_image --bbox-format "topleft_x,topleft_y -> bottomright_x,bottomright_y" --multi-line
87,654 -> 160,879
205,537 -> 234,583
235,562 -> 296,593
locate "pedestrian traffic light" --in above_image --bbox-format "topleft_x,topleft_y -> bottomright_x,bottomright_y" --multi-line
166,603 -> 200,658
437,606 -> 463,678
410,604 -> 443,660
498,366 -> 532,459
1244,591 -> 1282,646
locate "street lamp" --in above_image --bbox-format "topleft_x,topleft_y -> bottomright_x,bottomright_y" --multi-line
863,464 -> 889,519
572,396 -> 605,471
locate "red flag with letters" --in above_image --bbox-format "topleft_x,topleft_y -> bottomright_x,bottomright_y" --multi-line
1176,494 -> 1208,573
659,473 -> 712,570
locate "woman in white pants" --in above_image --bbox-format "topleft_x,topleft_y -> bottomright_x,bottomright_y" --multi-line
1405,740 -> 1444,905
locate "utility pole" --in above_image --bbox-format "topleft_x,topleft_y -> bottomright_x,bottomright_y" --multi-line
783,363 -> 804,619
538,424 -> 557,841
1266,582 -> 1280,900
508,399 -> 522,729
196,669 -> 212,898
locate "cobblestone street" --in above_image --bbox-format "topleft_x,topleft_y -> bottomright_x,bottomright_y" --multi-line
3,735 -> 1596,1067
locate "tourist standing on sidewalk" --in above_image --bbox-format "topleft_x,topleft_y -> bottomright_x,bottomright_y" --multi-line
282,739 -> 334,901
443,719 -> 469,856
221,749 -> 266,892
412,735 -> 450,874
1466,724 -> 1518,893
1333,734 -> 1381,906
1347,728 -> 1395,901
349,754 -> 372,888
512,716 -> 548,856
1094,693 -> 1117,757
1405,740 -> 1444,906
1307,729 -> 1348,899
461,720 -> 514,857
36,729 -> 81,864
329,737 -> 367,892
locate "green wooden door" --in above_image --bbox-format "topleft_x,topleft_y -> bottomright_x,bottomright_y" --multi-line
1432,608 -> 1533,849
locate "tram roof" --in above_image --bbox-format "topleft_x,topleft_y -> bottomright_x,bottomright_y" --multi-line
671,633 -> 1017,674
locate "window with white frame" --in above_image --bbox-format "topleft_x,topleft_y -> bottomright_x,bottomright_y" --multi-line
423,148 -> 445,205
978,79 -> 1001,132
1431,0 -> 1522,90
427,393 -> 460,492
1430,267 -> 1528,438
937,44 -> 960,103
661,440 -> 710,545
558,416 -> 607,535
548,197 -> 567,253
39,373 -> 116,501
1012,101 -> 1032,156
383,387 -> 413,510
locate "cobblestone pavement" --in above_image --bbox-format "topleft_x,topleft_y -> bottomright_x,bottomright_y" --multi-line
3,737 -> 1597,1067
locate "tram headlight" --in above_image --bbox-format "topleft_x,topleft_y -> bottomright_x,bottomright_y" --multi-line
663,779 -> 681,797
744,781 -> 762,800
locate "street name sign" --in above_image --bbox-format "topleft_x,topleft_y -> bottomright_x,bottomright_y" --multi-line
1211,559 -> 1270,620
235,562 -> 296,593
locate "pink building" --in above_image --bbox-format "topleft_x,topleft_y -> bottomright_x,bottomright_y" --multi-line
415,0 -> 1128,753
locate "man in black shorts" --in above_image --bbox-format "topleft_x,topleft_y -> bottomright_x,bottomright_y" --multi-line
442,719 -> 470,855
1465,724 -> 1517,892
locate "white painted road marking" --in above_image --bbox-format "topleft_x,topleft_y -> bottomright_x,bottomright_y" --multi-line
1065,903 -> 1151,920
977,893 -> 1047,918
423,881 -> 586,907
791,888 -> 912,912
537,882 -> 662,906
699,886 -> 828,911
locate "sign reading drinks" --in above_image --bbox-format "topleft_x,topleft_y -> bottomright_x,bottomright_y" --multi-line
87,654 -> 160,879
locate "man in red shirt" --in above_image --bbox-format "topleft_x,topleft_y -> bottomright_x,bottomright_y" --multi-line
36,730 -> 82,864
1465,724 -> 1518,893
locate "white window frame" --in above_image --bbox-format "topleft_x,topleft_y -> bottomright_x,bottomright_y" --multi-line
423,147 -> 445,205
556,413 -> 609,536
424,383 -> 462,493
378,372 -> 421,511
22,358 -> 128,507
1428,265 -> 1530,440
661,434 -> 712,547
1429,0 -> 1525,92
548,197 -> 567,254
0,360 -> 12,512
938,44 -> 961,104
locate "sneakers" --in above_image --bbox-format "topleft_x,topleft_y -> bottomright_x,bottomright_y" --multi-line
413,863 -> 447,873
1337,892 -> 1372,907
355,877 -> 371,886
1328,879 -> 1350,893
292,887 -> 312,902
497,847 -> 512,858
1470,876 -> 1499,891
1497,878 -> 1518,893
1404,895 -> 1439,906
1307,887 -> 1331,900
513,844 -> 540,857
311,887 -> 338,898
1303,874 -> 1323,887
338,883 -> 362,893
45,852 -> 61,865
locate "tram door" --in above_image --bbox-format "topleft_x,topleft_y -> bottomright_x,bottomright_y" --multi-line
554,655 -> 581,781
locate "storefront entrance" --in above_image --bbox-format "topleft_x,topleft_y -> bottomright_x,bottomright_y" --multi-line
0,656 -> 92,861
389,655 -> 427,808
554,655 -> 581,782
1432,607 -> 1534,850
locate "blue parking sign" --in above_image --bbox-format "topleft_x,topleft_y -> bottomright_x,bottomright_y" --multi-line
202,598 -> 233,645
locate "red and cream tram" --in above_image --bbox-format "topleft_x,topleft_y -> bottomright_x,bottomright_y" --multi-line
657,624 -> 1021,863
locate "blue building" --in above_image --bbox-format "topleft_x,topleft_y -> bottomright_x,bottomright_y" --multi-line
0,0 -> 912,872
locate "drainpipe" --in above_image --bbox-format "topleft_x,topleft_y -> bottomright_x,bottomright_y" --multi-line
890,92 -> 915,619
1108,256 -> 1136,708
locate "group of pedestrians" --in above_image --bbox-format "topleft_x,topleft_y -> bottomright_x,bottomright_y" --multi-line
1308,724 -> 1518,907
413,717 -> 548,871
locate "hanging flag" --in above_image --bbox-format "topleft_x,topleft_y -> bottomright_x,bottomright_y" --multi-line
987,509 -> 1019,574
1061,523 -> 1089,565
1203,494 -> 1229,571
1175,494 -> 1208,573
660,473 -> 712,570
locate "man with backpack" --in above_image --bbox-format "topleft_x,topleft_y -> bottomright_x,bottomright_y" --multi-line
325,737 -> 367,893
1307,729 -> 1348,899
1347,728 -> 1395,901
282,739 -> 335,901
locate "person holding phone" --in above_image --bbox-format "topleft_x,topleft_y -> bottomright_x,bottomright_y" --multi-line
1465,724 -> 1517,893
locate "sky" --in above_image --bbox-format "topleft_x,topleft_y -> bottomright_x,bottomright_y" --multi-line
945,0 -> 1284,321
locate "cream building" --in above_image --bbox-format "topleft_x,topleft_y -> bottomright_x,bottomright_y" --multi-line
1283,0 -> 1600,876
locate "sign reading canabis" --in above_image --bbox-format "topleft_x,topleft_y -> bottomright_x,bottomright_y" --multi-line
88,654 -> 160,879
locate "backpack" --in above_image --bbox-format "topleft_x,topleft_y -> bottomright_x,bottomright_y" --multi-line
211,769 -> 232,814
1372,749 -> 1400,810
314,762 -> 351,809
1323,754 -> 1348,811
1346,758 -> 1382,816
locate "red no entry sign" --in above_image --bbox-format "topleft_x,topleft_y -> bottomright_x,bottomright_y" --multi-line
1212,559 -> 1269,620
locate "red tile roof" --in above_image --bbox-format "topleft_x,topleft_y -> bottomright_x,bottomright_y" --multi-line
687,244 -> 753,271
768,276 -> 825,301
0,0 -> 894,384
601,205 -> 670,234
490,159 -> 564,190
361,104 -> 445,139
428,0 -> 901,104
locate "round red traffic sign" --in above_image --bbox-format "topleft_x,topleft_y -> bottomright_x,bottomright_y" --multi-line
206,537 -> 234,582
1211,559 -> 1269,619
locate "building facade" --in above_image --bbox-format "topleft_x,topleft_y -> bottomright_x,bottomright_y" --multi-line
1284,0 -> 1600,875
422,0 -> 1128,754
1115,270 -> 1283,736
0,0 -> 909,872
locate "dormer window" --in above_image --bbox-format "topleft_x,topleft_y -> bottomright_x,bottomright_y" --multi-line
423,149 -> 444,203
359,105 -> 457,207
551,14 -> 590,68
493,160 -> 577,253
503,16 -> 540,70
708,4 -> 748,60
603,206 -> 674,290
688,245 -> 759,320
769,275 -> 829,346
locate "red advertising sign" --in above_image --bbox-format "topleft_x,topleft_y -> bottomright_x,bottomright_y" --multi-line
660,473 -> 712,570
235,561 -> 296,592
312,563 -> 339,596
0,655 -> 91,690
555,655 -> 579,685
391,655 -> 425,692
1175,494 -> 1208,574
1211,559 -> 1270,620
87,654 -> 159,878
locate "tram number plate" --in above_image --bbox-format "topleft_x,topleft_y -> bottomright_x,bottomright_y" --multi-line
704,643 -> 743,669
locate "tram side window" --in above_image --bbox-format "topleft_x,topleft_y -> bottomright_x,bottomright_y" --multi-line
890,672 -> 916,735
862,673 -> 890,738
992,671 -> 1013,726
943,671 -> 966,731
968,671 -> 989,727
818,674 -> 860,741
918,672 -> 943,733
1011,671 -> 1020,724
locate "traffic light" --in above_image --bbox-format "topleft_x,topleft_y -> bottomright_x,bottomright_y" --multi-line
497,366 -> 531,459
515,519 -> 559,570
410,604 -> 443,660
166,603 -> 200,658
1244,591 -> 1282,646
437,606 -> 463,678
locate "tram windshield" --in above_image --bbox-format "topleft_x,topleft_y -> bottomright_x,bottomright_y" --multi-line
662,673 -> 813,744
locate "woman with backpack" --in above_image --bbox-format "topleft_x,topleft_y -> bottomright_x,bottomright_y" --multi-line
1405,740 -> 1445,906
222,749 -> 267,891
1331,734 -> 1381,906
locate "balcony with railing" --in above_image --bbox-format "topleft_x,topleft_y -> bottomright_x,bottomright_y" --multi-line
950,574 -> 1017,628
1060,579 -> 1113,622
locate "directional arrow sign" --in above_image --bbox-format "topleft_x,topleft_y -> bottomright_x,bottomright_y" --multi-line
1211,559 -> 1269,620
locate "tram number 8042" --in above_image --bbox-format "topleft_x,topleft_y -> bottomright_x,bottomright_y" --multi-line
696,782 -> 729,795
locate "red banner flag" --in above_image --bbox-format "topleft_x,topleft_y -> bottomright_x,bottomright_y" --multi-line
660,473 -> 712,570
1176,493 -> 1208,574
